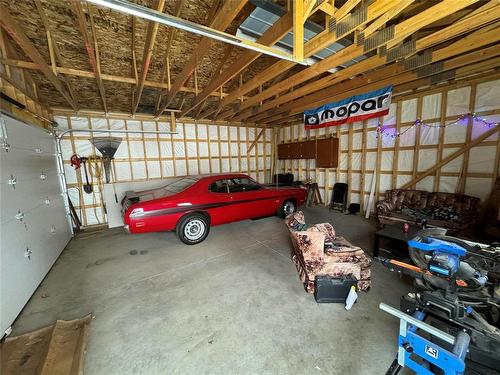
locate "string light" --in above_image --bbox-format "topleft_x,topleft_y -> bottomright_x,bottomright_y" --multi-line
375,113 -> 498,139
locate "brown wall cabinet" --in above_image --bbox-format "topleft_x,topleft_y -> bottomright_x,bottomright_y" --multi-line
277,137 -> 339,168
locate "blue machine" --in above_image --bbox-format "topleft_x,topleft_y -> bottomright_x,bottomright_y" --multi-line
380,303 -> 470,375
408,237 -> 466,278
381,236 -> 473,374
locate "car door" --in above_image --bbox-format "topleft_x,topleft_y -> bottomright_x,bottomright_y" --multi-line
227,178 -> 278,220
206,178 -> 234,225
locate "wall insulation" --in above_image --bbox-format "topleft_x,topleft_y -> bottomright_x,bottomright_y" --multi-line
54,113 -> 272,227
278,76 -> 500,212
0,114 -> 72,335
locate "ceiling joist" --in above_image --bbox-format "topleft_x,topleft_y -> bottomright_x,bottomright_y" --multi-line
0,5 -> 77,110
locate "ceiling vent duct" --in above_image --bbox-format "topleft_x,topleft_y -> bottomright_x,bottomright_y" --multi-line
90,137 -> 122,183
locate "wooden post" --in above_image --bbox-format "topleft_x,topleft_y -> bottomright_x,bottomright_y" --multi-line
434,90 -> 448,191
392,102 -> 402,189
457,83 -> 477,193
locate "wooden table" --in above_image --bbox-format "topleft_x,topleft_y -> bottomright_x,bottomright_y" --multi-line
373,223 -> 422,258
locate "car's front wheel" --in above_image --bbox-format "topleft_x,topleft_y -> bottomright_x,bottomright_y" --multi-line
279,199 -> 296,218
176,213 -> 210,245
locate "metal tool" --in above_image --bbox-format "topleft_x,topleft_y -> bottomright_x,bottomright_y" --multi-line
378,229 -> 500,374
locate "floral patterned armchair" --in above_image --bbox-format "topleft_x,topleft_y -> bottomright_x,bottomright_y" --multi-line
285,211 -> 371,293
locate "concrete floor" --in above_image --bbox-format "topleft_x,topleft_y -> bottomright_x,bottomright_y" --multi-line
12,207 -> 412,374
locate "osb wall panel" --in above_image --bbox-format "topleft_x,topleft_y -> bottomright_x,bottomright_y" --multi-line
277,76 -> 500,213
55,113 -> 272,226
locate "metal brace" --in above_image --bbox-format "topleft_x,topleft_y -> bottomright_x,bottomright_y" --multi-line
16,210 -> 25,222
8,175 -> 16,189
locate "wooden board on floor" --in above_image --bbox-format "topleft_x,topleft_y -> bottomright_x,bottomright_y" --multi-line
1,314 -> 92,375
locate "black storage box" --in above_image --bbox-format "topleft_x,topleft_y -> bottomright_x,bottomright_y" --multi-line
314,275 -> 357,303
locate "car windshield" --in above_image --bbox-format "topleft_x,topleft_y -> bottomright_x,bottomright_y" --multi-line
163,177 -> 197,193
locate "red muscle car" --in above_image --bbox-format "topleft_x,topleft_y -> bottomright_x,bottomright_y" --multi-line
122,173 -> 307,244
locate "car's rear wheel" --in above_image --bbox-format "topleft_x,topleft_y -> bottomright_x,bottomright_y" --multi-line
176,213 -> 210,245
279,199 -> 296,218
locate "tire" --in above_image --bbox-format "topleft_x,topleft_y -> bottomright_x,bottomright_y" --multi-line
176,213 -> 210,245
278,199 -> 296,218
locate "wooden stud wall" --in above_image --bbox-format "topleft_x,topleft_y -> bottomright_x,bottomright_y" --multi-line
56,112 -> 272,227
277,76 -> 500,212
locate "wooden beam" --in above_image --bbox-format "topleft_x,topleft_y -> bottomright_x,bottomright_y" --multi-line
219,0 -> 480,121
1,58 -> 243,99
247,128 -> 265,153
71,1 -> 107,112
335,0 -> 362,20
155,0 -> 249,116
218,6 -> 498,122
249,17 -> 499,124
132,0 -> 166,115
303,0 -> 318,21
0,5 -> 77,110
267,59 -> 500,127
33,0 -> 77,107
154,0 -> 185,114
401,124 -> 500,189
362,0 -> 416,37
293,0 -> 305,61
179,11 -> 293,117
200,0 -> 392,120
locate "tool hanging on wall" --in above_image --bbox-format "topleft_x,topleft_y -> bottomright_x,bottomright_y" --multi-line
90,137 -> 122,203
70,154 -> 81,169
80,157 -> 93,194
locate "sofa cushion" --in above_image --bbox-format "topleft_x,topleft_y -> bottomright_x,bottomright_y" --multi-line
387,189 -> 429,210
427,192 -> 480,214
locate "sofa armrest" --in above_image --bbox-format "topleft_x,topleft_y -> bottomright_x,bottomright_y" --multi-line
376,200 -> 395,216
289,230 -> 325,266
310,223 -> 336,243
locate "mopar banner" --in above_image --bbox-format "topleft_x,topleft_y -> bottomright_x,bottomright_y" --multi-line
304,86 -> 393,129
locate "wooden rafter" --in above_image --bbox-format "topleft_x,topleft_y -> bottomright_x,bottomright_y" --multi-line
132,0 -> 166,115
154,0 -> 185,113
267,58 -> 500,127
155,0 -> 249,117
361,0 -> 416,37
1,58 -> 249,100
293,0 -> 305,61
179,11 -> 293,118
33,0 -> 78,108
218,0 -> 480,121
236,7 -> 500,123
201,0 -> 394,120
262,35 -> 500,125
0,5 -> 77,110
262,24 -> 500,125
71,0 -> 107,112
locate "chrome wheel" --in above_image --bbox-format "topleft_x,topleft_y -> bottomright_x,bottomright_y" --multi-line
184,219 -> 205,241
283,201 -> 295,216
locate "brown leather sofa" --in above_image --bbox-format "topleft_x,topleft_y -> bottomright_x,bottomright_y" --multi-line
285,211 -> 371,293
376,189 -> 480,231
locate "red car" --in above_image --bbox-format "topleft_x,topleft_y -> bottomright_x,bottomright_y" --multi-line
122,173 -> 307,244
